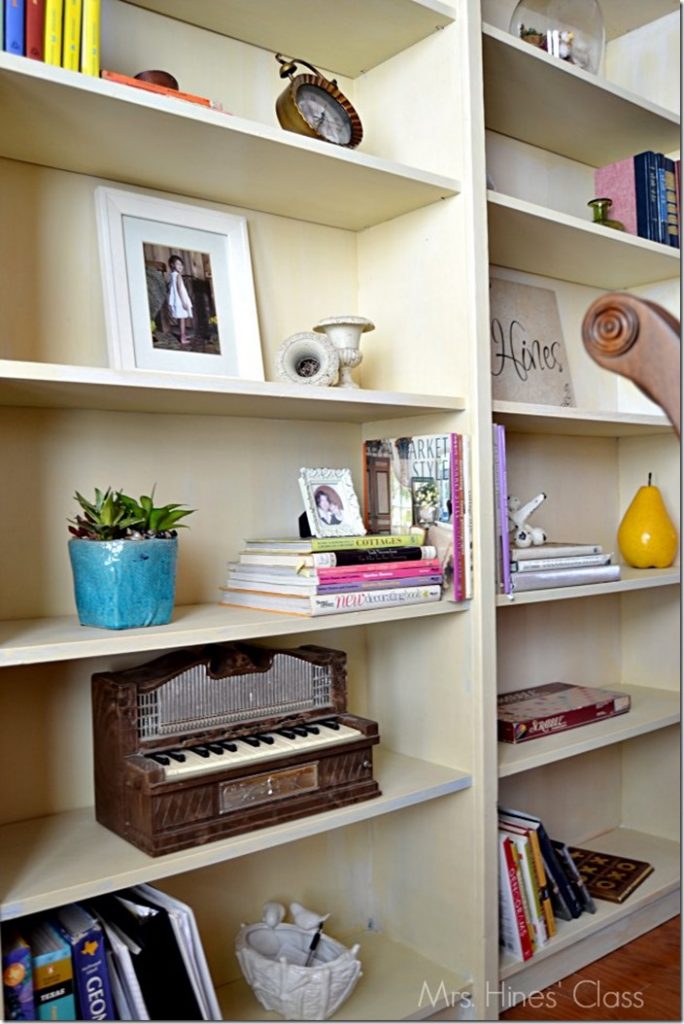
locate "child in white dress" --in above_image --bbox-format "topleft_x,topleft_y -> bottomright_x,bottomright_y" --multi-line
167,255 -> 193,344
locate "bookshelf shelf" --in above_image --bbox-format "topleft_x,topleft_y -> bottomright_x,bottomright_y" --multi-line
219,928 -> 472,1021
496,567 -> 680,607
0,53 -> 459,231
123,0 -> 456,79
0,599 -> 464,668
492,401 -> 672,438
0,360 -> 464,422
482,24 -> 680,167
498,684 -> 680,778
500,827 -> 680,986
487,191 -> 680,289
0,749 -> 471,922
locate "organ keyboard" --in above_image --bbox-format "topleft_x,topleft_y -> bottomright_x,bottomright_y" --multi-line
92,643 -> 380,856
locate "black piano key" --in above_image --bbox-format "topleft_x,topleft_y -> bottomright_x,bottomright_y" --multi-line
191,745 -> 212,758
207,743 -> 225,754
255,733 -> 276,745
291,726 -> 309,737
303,724 -> 320,735
220,741 -> 238,752
276,728 -> 297,739
167,750 -> 187,762
149,753 -> 171,766
319,719 -> 341,730
242,735 -> 262,747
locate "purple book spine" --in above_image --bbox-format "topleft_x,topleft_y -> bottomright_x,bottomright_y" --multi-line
451,432 -> 463,601
496,424 -> 512,595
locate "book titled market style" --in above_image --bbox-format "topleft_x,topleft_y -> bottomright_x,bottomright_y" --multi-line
497,682 -> 631,743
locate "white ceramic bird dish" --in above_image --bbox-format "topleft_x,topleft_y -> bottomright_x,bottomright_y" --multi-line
235,902 -> 362,1020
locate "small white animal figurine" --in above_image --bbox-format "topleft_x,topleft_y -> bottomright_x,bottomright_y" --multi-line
507,493 -> 548,548
289,902 -> 330,931
261,901 -> 286,928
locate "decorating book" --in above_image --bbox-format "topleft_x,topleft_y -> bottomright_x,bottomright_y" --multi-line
566,846 -> 654,903
497,682 -> 631,743
221,583 -> 442,616
363,432 -> 471,600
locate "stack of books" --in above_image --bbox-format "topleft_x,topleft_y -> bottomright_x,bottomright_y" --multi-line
220,533 -> 444,617
594,150 -> 680,248
498,807 -> 653,964
3,0 -> 101,74
509,542 -> 621,593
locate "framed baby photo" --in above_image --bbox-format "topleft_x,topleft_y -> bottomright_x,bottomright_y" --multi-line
94,187 -> 264,380
298,468 -> 367,538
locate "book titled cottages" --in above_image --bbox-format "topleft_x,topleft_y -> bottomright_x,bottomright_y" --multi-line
497,682 -> 631,744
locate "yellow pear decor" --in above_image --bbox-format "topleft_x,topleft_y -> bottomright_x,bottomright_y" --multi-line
618,473 -> 678,568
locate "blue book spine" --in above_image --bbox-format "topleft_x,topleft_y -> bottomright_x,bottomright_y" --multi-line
55,914 -> 115,1021
3,0 -> 23,53
633,151 -> 659,241
2,931 -> 36,1020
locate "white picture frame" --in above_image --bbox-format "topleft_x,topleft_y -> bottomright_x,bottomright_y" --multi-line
298,468 -> 367,538
95,186 -> 264,380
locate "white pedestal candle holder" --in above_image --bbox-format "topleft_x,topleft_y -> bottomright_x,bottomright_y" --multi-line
313,316 -> 374,388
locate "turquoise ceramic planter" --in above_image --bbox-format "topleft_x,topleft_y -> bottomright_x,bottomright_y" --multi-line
68,537 -> 178,629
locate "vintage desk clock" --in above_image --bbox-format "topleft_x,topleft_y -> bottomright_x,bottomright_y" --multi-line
275,53 -> 363,148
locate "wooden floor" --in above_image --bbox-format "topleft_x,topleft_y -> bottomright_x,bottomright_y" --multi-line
501,917 -> 681,1021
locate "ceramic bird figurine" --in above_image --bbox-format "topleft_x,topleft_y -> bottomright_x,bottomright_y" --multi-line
261,901 -> 286,928
289,902 -> 330,930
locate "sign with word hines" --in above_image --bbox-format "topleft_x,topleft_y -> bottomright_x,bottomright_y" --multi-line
489,277 -> 575,407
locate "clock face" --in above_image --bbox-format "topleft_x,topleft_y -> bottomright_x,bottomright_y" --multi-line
295,83 -> 353,145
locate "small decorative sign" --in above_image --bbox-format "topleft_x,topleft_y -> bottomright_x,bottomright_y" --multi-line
489,277 -> 575,406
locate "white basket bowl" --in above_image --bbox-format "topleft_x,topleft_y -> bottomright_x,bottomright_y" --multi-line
236,922 -> 362,1020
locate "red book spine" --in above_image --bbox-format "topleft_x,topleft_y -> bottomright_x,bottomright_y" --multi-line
503,837 -> 534,961
25,0 -> 45,59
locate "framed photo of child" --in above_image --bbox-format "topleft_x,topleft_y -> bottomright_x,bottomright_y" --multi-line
298,468 -> 366,538
95,187 -> 264,380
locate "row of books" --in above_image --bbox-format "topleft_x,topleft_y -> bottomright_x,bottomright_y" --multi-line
498,807 -> 653,964
594,150 -> 680,248
220,533 -> 444,616
493,423 -> 621,595
3,0 -> 100,74
2,886 -> 219,1021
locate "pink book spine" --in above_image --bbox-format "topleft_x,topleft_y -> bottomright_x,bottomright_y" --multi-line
316,560 -> 442,584
451,433 -> 464,601
594,158 -> 637,235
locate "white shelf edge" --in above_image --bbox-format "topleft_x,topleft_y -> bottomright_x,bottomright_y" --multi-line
500,827 -> 680,981
0,599 -> 465,668
218,928 -> 472,1022
496,567 -> 680,607
498,684 -> 681,778
482,23 -> 680,128
0,359 -> 465,422
0,749 -> 471,921
492,401 -> 672,437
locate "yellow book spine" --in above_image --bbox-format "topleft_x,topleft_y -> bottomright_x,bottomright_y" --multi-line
80,0 -> 100,76
62,0 -> 82,70
44,0 -> 64,65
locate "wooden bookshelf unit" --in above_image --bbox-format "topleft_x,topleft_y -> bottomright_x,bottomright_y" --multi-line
0,0 -> 678,1019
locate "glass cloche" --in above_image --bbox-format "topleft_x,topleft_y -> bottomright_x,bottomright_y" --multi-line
509,0 -> 605,74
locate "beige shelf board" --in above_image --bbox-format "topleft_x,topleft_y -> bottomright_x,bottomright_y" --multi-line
498,684 -> 681,778
0,360 -> 464,423
0,749 -> 471,921
0,54 -> 459,231
219,927 -> 472,1021
500,827 -> 681,981
122,0 -> 456,79
496,567 -> 680,607
482,24 -> 680,166
492,401 -> 673,438
488,191 -> 680,289
0,599 -> 464,668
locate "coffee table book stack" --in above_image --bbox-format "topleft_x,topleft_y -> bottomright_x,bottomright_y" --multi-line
220,534 -> 443,616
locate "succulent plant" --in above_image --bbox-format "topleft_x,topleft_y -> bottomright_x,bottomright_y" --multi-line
68,487 -> 194,540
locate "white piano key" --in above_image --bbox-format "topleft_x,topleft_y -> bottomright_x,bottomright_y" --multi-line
154,721 -> 363,780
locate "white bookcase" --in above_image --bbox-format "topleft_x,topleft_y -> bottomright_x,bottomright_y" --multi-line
0,0 -> 678,1019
